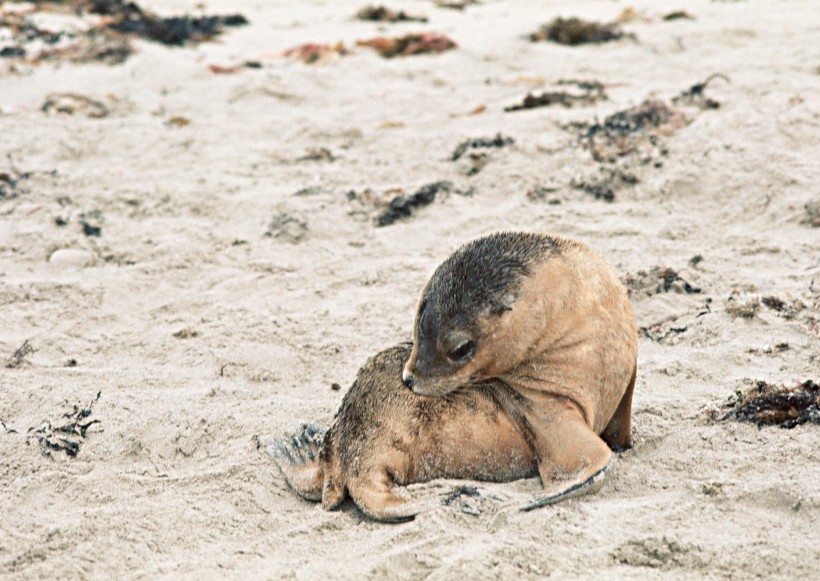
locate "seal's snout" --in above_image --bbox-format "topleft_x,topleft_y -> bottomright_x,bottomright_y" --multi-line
402,372 -> 414,389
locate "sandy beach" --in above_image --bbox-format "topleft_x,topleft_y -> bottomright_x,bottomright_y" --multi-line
1,0 -> 818,578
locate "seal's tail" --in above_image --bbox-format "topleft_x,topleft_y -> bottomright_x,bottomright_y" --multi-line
269,423 -> 325,501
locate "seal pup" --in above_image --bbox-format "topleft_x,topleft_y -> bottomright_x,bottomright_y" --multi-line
271,343 -> 537,522
402,231 -> 638,509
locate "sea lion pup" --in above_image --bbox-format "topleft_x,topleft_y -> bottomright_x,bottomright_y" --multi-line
271,343 -> 537,522
402,231 -> 638,509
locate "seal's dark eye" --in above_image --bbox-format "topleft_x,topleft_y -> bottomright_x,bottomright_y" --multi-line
447,340 -> 476,364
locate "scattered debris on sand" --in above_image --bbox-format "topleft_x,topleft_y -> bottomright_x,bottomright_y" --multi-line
165,115 -> 190,127
450,133 -> 514,176
0,164 -> 32,200
284,42 -> 348,65
356,5 -> 428,23
580,99 -> 688,163
528,17 -> 629,46
297,147 -> 336,162
42,93 -> 110,118
173,328 -> 199,339
761,295 -> 807,320
5,340 -> 34,368
265,211 -> 309,243
663,11 -> 694,21
85,1 -> 248,46
433,0 -> 479,10
802,200 -> 820,227
714,380 -> 819,429
451,133 -> 514,161
442,485 -> 482,516
622,266 -> 701,297
0,1 -> 247,68
357,32 -> 456,58
79,210 -> 104,237
639,317 -> 689,343
672,74 -> 729,110
613,7 -> 651,25
28,391 -> 102,458
725,293 -> 760,319
376,181 -> 453,226
571,166 -> 638,202
505,79 -> 606,112
525,183 -> 561,204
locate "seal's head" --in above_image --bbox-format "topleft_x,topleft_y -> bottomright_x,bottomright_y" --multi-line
402,232 -> 558,396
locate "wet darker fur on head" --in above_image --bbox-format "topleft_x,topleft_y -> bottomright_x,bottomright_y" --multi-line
423,232 -> 559,326
413,232 -> 560,375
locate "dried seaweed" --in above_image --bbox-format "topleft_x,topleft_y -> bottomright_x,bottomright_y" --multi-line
284,42 -> 348,65
434,0 -> 479,9
0,165 -> 32,200
639,320 -> 688,343
717,380 -> 819,429
0,1 -> 247,67
505,80 -> 606,112
571,167 -> 638,202
42,93 -> 109,118
804,200 -> 820,228
265,211 -> 308,243
85,1 -> 248,46
622,266 -> 701,297
528,17 -> 627,46
5,340 -> 34,368
28,391 -> 102,458
451,133 -> 514,161
672,74 -> 729,110
663,11 -> 694,21
376,181 -> 452,226
580,99 -> 688,162
356,5 -> 427,23
725,294 -> 760,319
442,485 -> 481,516
357,32 -> 456,58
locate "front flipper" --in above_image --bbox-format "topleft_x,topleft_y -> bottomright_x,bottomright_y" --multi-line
519,393 -> 614,511
520,457 -> 613,511
347,470 -> 423,523
269,423 -> 326,501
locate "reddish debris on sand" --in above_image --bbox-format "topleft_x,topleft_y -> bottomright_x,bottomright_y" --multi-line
283,42 -> 348,64
357,32 -> 456,58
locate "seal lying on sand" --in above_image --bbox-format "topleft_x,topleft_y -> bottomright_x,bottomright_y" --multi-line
272,342 -> 537,522
273,232 -> 637,520
402,232 -> 638,509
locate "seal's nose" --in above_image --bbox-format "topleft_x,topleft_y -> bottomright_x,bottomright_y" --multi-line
402,372 -> 414,389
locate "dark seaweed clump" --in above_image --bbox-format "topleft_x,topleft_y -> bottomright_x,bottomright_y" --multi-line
451,133 -> 514,161
376,181 -> 452,226
86,1 -> 248,46
28,392 -> 102,458
529,17 -> 626,46
719,380 -> 819,429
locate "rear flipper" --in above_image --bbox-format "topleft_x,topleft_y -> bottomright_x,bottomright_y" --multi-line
519,456 -> 614,511
519,394 -> 615,511
269,423 -> 326,502
347,470 -> 426,523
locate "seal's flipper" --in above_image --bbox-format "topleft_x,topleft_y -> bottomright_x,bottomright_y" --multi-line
521,394 -> 613,507
269,423 -> 326,501
347,471 -> 420,523
601,364 -> 636,452
519,458 -> 612,511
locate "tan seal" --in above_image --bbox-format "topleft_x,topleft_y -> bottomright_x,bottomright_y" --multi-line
271,343 -> 537,522
402,231 -> 638,509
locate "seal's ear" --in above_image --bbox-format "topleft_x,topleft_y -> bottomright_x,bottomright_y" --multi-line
490,293 -> 516,315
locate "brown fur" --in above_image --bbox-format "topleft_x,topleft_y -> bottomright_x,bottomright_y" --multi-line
272,343 -> 536,522
403,232 -> 638,505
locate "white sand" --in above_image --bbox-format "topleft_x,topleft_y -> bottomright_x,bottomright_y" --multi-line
1,0 -> 818,578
